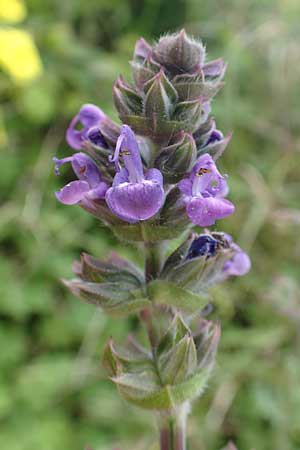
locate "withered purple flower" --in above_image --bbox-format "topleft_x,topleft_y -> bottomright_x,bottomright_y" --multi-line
66,104 -> 105,150
86,126 -> 108,148
179,153 -> 235,227
187,234 -> 219,259
105,125 -> 164,223
205,128 -> 223,146
54,153 -> 108,205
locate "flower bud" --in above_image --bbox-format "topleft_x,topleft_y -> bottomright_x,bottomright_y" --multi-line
153,29 -> 205,74
144,70 -> 178,120
133,38 -> 153,62
155,132 -> 197,183
113,76 -> 143,117
158,335 -> 197,385
173,98 -> 211,132
202,58 -> 227,80
131,61 -> 157,91
157,314 -> 191,356
173,73 -> 224,102
193,117 -> 216,147
131,56 -> 161,91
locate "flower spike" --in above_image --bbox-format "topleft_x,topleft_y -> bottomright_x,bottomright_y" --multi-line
53,31 -> 252,448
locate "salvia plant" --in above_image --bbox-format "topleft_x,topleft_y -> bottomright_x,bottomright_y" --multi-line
54,30 -> 250,450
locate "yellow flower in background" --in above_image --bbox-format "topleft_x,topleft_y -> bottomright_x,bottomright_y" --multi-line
0,28 -> 43,84
0,0 -> 26,23
0,0 -> 43,85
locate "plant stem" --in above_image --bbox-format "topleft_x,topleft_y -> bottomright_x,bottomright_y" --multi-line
143,242 -> 188,450
140,242 -> 162,350
144,241 -> 162,283
158,407 -> 188,450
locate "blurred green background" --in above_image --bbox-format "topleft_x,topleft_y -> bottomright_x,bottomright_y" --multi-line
0,0 -> 300,449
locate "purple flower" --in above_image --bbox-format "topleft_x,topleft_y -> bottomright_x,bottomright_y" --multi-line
178,153 -> 235,227
223,241 -> 251,277
54,153 -> 108,205
66,104 -> 105,150
105,125 -> 164,223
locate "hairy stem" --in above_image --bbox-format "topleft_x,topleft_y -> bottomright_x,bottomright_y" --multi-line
140,242 -> 162,350
144,241 -> 163,283
142,242 -> 188,450
158,407 -> 188,450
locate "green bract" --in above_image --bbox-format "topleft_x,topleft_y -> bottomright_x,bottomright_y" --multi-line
103,317 -> 220,410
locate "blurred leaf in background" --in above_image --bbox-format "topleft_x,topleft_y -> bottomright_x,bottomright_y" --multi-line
0,0 -> 300,450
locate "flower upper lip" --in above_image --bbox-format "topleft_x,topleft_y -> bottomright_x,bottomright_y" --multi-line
66,104 -> 105,150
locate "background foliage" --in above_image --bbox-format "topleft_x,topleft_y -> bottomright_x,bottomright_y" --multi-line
1,0 -> 300,449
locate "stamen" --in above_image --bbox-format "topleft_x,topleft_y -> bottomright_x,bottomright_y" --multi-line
109,133 -> 125,172
197,168 -> 211,177
120,149 -> 131,156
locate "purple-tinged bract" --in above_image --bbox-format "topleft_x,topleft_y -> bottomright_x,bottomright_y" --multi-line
105,125 -> 164,223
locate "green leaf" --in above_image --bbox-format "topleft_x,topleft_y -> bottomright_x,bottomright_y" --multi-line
63,279 -> 151,316
173,98 -> 208,131
113,76 -> 143,115
144,71 -> 178,119
159,335 -> 197,385
157,314 -> 191,356
111,222 -> 186,242
102,339 -> 120,377
161,234 -> 194,277
131,61 -> 157,90
120,114 -> 188,144
155,132 -> 197,183
174,80 -> 224,102
148,280 -> 209,312
114,368 -> 211,410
